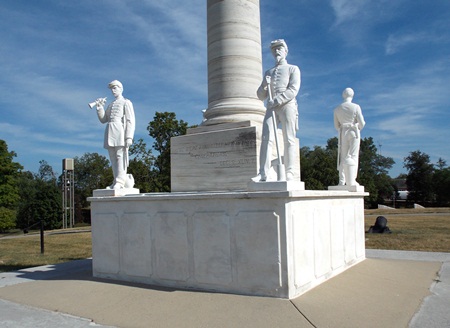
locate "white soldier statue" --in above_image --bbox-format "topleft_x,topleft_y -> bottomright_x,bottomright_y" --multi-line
92,80 -> 136,189
334,87 -> 365,186
255,39 -> 301,181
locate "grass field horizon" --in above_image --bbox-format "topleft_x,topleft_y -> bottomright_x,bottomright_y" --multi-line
365,207 -> 450,253
1,208 -> 449,272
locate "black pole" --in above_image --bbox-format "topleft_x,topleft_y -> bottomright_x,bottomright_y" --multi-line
40,220 -> 44,254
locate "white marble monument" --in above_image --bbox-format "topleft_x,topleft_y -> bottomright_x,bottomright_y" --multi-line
171,0 -> 268,192
89,0 -> 367,299
90,189 -> 366,299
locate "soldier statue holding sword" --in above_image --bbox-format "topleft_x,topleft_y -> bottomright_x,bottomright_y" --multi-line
255,39 -> 301,182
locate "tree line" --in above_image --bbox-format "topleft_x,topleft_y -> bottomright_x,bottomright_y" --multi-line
301,139 -> 450,208
1,112 -> 449,231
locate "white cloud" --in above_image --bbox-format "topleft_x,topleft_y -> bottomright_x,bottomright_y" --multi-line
385,32 -> 439,55
374,113 -> 426,137
330,0 -> 368,26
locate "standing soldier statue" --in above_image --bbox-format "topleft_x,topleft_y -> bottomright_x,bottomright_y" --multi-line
255,39 -> 301,181
91,80 -> 136,189
334,87 -> 365,186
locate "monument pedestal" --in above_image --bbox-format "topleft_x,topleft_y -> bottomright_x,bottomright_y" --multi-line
171,121 -> 261,192
89,188 -> 367,299
171,121 -> 301,192
328,185 -> 365,192
92,188 -> 140,197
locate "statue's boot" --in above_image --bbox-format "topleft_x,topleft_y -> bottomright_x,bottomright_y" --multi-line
344,164 -> 359,186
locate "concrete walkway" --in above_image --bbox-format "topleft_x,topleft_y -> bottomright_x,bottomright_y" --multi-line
0,250 -> 449,328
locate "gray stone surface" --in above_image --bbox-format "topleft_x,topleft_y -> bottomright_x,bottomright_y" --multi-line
0,250 -> 448,327
0,299 -> 113,328
171,123 -> 259,192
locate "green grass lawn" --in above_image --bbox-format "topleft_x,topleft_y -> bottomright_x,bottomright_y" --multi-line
365,208 -> 450,252
0,229 -> 92,272
0,208 -> 449,272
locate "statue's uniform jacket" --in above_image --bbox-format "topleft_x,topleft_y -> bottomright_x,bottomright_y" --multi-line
334,102 -> 366,135
334,101 -> 365,148
97,96 -> 135,149
258,61 -> 301,110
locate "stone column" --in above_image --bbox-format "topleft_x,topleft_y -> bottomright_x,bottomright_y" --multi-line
203,0 -> 266,126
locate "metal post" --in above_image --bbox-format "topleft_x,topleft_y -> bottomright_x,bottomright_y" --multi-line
62,169 -> 67,229
40,220 -> 44,254
70,169 -> 75,228
62,158 -> 75,229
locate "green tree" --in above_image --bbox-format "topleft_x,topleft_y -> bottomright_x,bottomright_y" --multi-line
128,138 -> 155,192
433,160 -> 450,206
16,171 -> 36,229
147,112 -> 188,191
0,140 -> 23,231
36,159 -> 56,181
0,207 -> 16,231
300,137 -> 395,208
16,161 -> 62,230
436,157 -> 447,170
32,178 -> 61,229
300,138 -> 338,189
359,137 -> 395,207
73,153 -> 113,210
404,150 -> 435,204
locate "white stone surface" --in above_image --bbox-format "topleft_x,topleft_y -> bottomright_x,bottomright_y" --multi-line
203,0 -> 266,125
328,184 -> 365,192
378,204 -> 395,209
171,123 -> 260,192
247,180 -> 304,191
89,189 -> 367,299
92,188 -> 139,197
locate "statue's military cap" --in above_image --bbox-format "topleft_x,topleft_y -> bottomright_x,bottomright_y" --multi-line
108,80 -> 123,89
270,39 -> 288,53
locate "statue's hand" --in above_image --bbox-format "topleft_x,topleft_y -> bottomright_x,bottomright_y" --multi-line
267,99 -> 275,109
125,138 -> 132,148
95,97 -> 107,110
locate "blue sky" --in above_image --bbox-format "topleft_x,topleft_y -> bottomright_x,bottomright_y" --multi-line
1,0 -> 449,178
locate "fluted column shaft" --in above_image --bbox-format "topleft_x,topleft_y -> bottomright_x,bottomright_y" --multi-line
204,0 -> 265,126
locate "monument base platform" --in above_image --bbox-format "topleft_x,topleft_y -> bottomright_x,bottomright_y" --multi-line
89,188 -> 367,299
248,180 -> 305,191
92,188 -> 140,197
170,121 -> 301,192
328,185 -> 365,192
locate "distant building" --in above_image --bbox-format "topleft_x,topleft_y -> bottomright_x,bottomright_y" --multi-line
392,178 -> 408,200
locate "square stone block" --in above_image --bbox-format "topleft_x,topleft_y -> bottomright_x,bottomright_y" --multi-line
171,123 -> 260,192
89,189 -> 368,299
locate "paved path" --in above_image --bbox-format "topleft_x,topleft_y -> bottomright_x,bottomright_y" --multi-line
0,250 -> 449,328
